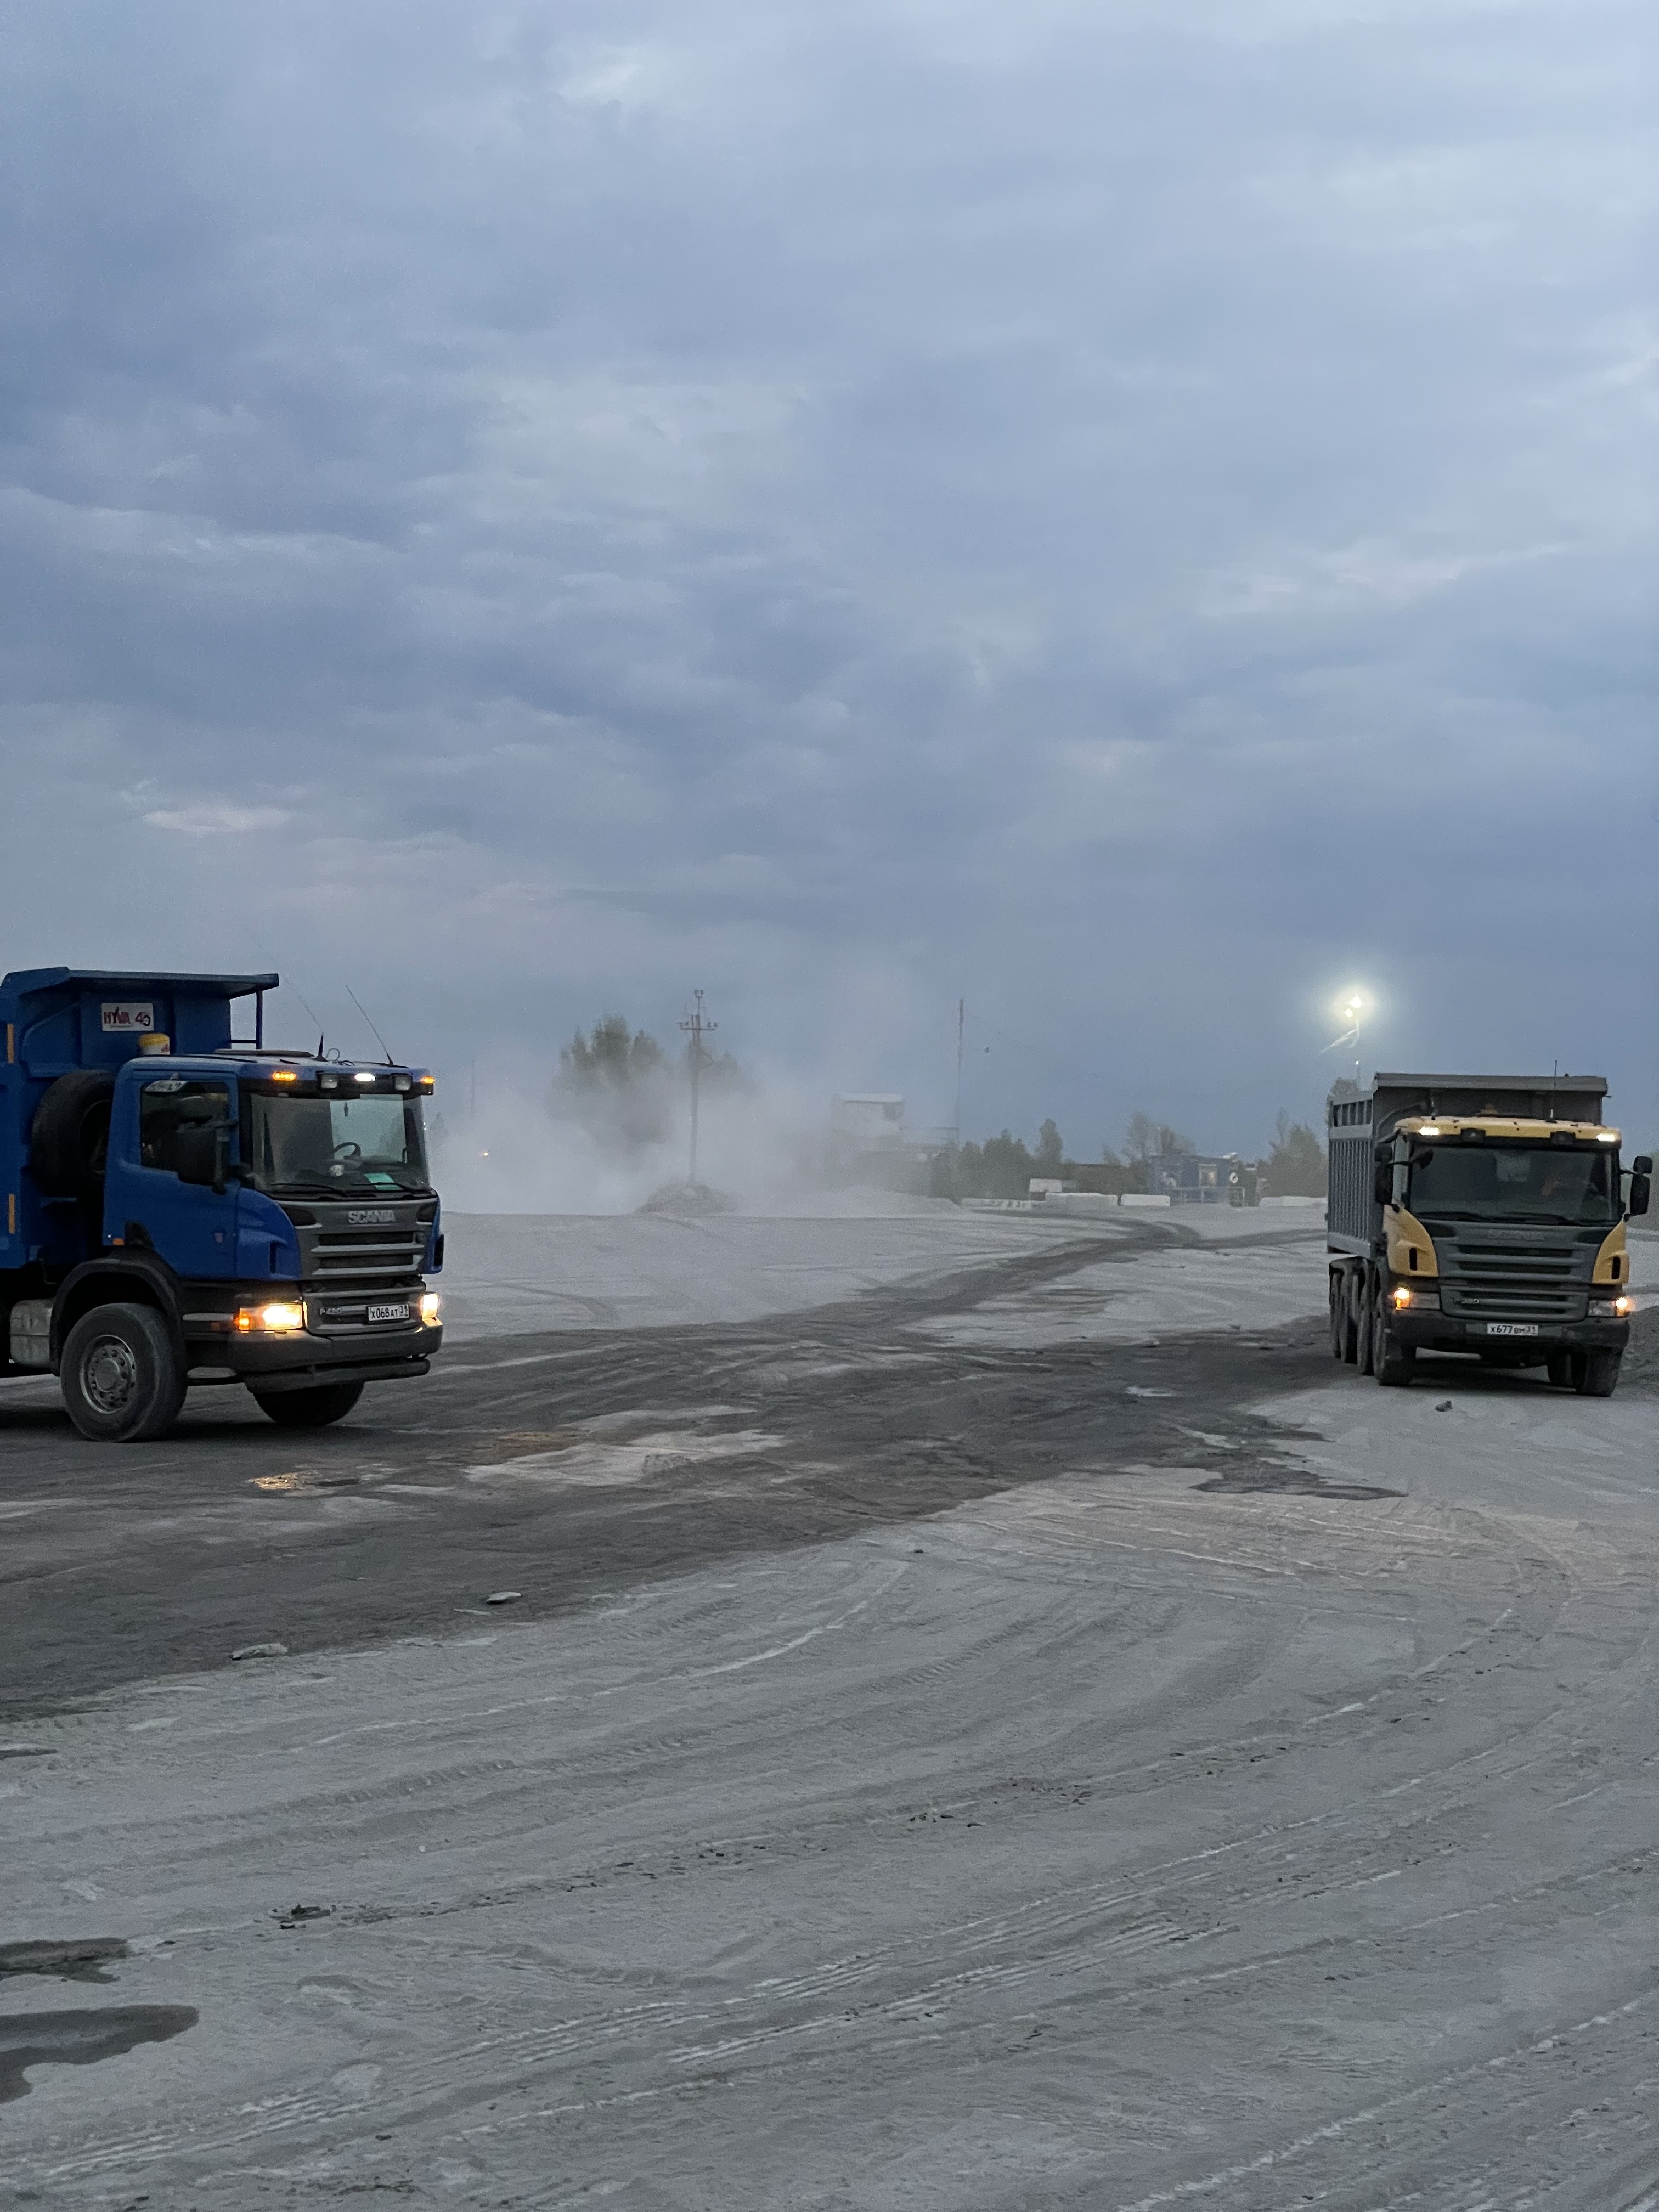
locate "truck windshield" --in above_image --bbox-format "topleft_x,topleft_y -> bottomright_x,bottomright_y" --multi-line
1408,1143 -> 1616,1226
244,1092 -> 431,1197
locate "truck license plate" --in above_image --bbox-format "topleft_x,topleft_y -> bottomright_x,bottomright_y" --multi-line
1483,1322 -> 1538,1337
368,1302 -> 410,1324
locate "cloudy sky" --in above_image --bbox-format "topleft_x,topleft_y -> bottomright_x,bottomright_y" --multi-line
2,0 -> 1654,1154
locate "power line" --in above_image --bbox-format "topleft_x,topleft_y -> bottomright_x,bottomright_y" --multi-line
679,989 -> 717,1187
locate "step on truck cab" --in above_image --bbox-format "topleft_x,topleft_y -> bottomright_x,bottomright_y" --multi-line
0,968 -> 443,1440
1327,1071 -> 1648,1396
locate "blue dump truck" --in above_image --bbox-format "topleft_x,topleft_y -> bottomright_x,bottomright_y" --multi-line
1328,1070 -> 1649,1396
0,968 -> 443,1441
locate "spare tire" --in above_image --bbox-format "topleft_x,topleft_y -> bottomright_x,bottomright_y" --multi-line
30,1069 -> 115,1200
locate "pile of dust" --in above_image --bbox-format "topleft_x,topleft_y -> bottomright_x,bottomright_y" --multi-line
635,1181 -> 734,1217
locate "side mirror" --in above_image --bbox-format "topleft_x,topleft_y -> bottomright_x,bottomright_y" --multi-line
174,1118 -> 233,1192
173,1124 -> 218,1187
1629,1172 -> 1651,1220
1373,1165 -> 1391,1206
1633,1156 -> 1653,1176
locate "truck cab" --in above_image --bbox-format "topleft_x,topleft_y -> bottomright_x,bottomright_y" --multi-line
1,968 -> 443,1440
1327,1072 -> 1647,1396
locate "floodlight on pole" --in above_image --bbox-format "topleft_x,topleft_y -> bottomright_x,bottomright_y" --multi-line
1323,986 -> 1370,1085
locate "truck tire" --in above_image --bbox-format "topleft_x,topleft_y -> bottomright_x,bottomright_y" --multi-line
1372,1303 -> 1415,1386
1329,1272 -> 1346,1359
252,1381 -> 364,1429
1572,1348 -> 1622,1398
1339,1272 -> 1361,1364
29,1069 -> 115,1201
1355,1273 -> 1376,1376
1546,1351 -> 1574,1389
60,1302 -> 187,1442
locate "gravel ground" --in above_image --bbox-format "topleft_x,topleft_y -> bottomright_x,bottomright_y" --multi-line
3,1209 -> 1656,2209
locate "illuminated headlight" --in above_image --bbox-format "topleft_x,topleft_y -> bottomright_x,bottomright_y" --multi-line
234,1301 -> 307,1334
354,1070 -> 376,1085
1391,1285 -> 1414,1308
1592,1294 -> 1633,1317
419,1292 -> 442,1328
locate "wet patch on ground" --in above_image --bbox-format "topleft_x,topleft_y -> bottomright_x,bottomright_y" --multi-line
0,1937 -> 128,1984
0,2005 -> 199,2103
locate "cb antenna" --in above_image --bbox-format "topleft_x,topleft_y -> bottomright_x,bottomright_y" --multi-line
346,984 -> 396,1065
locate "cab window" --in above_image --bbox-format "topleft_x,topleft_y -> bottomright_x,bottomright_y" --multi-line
140,1080 -> 231,1181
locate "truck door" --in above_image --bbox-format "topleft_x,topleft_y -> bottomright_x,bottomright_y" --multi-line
105,1075 -> 242,1279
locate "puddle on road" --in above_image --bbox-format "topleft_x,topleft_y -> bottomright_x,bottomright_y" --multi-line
0,1938 -> 128,1984
0,2006 -> 199,2104
0,1934 -> 198,2107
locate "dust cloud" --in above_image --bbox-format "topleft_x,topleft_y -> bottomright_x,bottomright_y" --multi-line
427,1070 -> 837,1217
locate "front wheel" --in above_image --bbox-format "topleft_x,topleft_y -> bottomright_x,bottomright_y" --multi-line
1572,1349 -> 1622,1398
1546,1351 -> 1575,1389
1373,1302 -> 1415,1386
252,1381 -> 364,1429
61,1303 -> 186,1442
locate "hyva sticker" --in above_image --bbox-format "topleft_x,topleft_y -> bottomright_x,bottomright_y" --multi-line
101,1002 -> 155,1032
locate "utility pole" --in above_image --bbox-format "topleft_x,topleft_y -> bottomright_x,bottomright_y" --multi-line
679,990 -> 716,1187
955,998 -> 965,1142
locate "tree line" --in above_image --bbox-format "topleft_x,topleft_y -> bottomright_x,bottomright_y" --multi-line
551,1011 -> 1329,1199
556,1014 -> 745,1155
935,1108 -> 1325,1201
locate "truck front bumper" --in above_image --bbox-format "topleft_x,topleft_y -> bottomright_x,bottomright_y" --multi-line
1390,1309 -> 1629,1357
221,1319 -> 441,1387
183,1286 -> 442,1389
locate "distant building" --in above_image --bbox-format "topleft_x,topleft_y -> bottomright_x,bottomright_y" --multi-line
1145,1152 -> 1251,1206
830,1094 -> 906,1151
826,1094 -> 953,1193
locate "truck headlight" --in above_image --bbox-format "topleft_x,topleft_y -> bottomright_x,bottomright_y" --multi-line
234,1301 -> 307,1333
419,1293 -> 441,1328
1592,1294 -> 1633,1318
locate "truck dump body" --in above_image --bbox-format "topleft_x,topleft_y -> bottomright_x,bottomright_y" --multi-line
1326,1071 -> 1639,1395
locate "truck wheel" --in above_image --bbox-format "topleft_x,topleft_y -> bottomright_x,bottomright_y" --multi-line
1373,1305 -> 1415,1386
61,1303 -> 186,1442
1356,1274 -> 1376,1376
1339,1273 -> 1360,1364
29,1069 -> 115,1201
1572,1348 -> 1622,1398
1546,1352 -> 1574,1389
1329,1273 -> 1347,1360
252,1383 -> 364,1429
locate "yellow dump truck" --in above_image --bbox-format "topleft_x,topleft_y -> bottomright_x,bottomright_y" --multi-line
1327,1072 -> 1649,1396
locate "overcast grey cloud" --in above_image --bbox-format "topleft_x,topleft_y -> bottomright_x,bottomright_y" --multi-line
2,0 -> 1654,1149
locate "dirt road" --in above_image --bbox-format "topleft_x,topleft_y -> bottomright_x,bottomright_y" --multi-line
4,1213 -> 1657,2208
